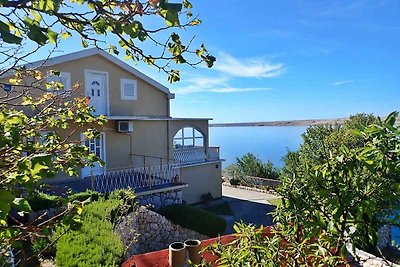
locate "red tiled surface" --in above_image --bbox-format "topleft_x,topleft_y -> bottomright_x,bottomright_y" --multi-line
122,234 -> 236,267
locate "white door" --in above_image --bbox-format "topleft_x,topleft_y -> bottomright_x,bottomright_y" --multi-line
86,72 -> 106,115
81,133 -> 105,178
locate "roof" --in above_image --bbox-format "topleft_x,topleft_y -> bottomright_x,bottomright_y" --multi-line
1,48 -> 175,99
121,234 -> 236,267
107,116 -> 212,121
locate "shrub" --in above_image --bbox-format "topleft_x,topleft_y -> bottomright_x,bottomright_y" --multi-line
55,198 -> 124,267
26,191 -> 62,211
201,192 -> 213,202
229,178 -> 240,186
157,204 -> 226,237
67,190 -> 101,203
228,153 -> 280,180
203,112 -> 400,266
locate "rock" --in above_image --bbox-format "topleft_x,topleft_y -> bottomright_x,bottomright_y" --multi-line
115,196 -> 207,259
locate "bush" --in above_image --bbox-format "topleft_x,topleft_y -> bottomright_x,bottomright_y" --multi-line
67,190 -> 101,203
157,204 -> 226,237
201,192 -> 213,202
27,191 -> 62,211
55,198 -> 124,267
225,153 -> 280,181
229,178 -> 240,186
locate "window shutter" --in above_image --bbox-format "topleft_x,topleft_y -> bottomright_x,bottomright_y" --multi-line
121,79 -> 137,100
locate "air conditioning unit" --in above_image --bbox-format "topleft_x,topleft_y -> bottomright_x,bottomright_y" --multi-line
117,121 -> 133,133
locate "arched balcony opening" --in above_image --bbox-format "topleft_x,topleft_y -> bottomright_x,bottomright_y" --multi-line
173,127 -> 204,149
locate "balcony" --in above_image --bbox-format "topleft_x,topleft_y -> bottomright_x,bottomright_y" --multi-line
173,146 -> 220,165
91,164 -> 182,193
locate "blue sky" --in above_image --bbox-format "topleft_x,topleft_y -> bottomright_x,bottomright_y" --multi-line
20,0 -> 400,123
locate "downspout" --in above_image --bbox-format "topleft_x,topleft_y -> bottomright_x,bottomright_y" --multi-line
167,94 -> 171,162
167,120 -> 170,162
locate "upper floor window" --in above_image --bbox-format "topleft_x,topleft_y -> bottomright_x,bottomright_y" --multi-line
121,79 -> 137,100
173,127 -> 204,149
46,71 -> 71,94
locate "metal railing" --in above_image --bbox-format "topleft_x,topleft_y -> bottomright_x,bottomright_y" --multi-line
91,163 -> 180,193
173,146 -> 220,165
208,146 -> 220,161
130,153 -> 176,168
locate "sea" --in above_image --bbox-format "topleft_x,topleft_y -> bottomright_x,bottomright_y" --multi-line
209,125 -> 399,244
209,126 -> 307,168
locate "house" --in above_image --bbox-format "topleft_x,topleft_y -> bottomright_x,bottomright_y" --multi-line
1,48 -> 222,205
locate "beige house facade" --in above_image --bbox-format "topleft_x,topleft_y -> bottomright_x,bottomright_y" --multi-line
1,49 -> 222,204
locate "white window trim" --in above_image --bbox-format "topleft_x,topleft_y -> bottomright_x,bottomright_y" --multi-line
46,71 -> 71,94
120,78 -> 137,100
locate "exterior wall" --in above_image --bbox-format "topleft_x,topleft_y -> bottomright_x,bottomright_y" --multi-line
180,162 -> 222,204
43,118 -> 213,182
48,54 -> 169,117
1,54 -> 169,117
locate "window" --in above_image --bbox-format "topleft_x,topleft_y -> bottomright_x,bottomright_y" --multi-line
46,72 -> 71,93
173,127 -> 204,149
121,79 -> 137,100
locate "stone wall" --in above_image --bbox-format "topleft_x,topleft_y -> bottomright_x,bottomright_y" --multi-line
116,206 -> 208,258
136,189 -> 182,209
348,245 -> 400,267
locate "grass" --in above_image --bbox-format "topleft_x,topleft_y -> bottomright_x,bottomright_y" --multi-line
202,202 -> 233,216
267,198 -> 282,207
157,204 -> 227,237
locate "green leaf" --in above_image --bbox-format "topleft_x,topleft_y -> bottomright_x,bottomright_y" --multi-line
12,198 -> 32,213
160,3 -> 182,26
47,29 -> 58,44
0,21 -> 22,44
183,0 -> 192,8
27,24 -> 48,45
0,190 -> 15,220
61,31 -> 72,39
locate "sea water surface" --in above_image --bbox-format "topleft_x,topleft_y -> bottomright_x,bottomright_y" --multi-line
209,126 -> 307,167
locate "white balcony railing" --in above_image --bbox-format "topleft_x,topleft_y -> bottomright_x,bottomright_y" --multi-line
208,146 -> 220,161
173,146 -> 220,165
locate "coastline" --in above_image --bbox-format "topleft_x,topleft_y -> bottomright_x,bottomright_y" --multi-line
210,118 -> 347,127
210,117 -> 400,127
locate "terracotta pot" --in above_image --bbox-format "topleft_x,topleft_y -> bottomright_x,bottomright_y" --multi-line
184,239 -> 202,264
169,242 -> 186,267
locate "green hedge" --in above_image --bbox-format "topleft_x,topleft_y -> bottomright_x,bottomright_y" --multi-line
67,190 -> 101,203
27,191 -> 62,211
55,198 -> 124,267
157,204 -> 227,237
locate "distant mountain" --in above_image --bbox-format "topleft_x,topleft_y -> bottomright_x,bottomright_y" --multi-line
210,117 -> 400,127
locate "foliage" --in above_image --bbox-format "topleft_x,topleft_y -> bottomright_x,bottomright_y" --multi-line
203,223 -> 347,267
229,178 -> 240,186
0,1 -> 213,260
0,89 -> 105,258
201,202 -> 233,216
223,154 -> 280,186
55,198 -> 124,267
26,191 -> 62,211
200,192 -> 213,202
281,113 -> 378,179
0,0 -> 215,83
203,112 -> 400,266
157,204 -> 226,237
236,153 -> 280,179
67,190 -> 101,203
279,112 -> 400,248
